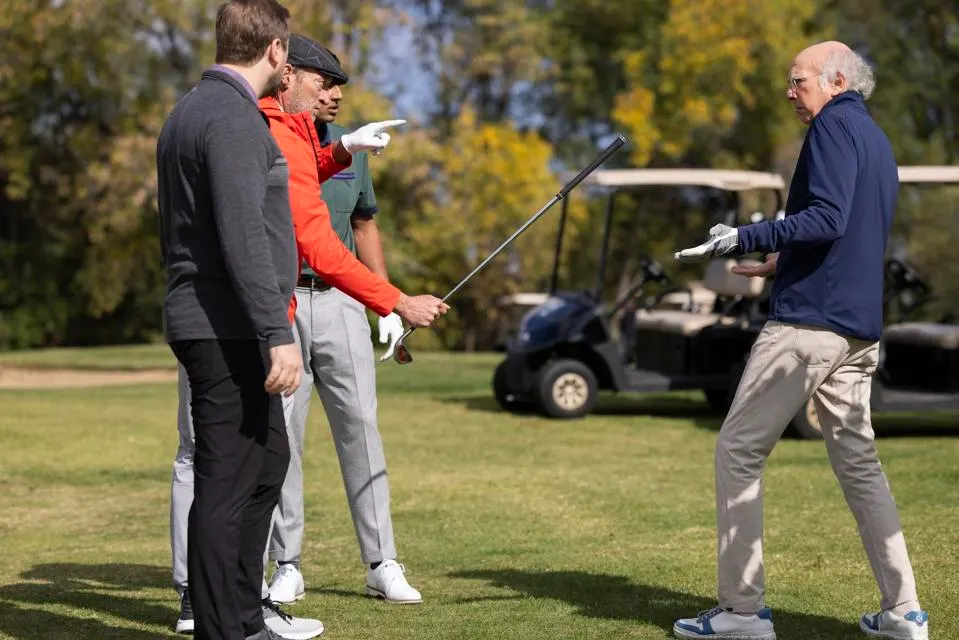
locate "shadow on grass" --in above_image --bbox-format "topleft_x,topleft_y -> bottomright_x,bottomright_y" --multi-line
450,568 -> 859,640
0,563 -> 176,639
0,601 -> 169,639
442,393 -> 959,439
440,392 -> 718,418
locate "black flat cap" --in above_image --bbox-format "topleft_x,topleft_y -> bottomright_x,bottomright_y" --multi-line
287,34 -> 349,85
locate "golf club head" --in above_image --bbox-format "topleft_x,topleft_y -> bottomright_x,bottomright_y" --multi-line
392,340 -> 413,365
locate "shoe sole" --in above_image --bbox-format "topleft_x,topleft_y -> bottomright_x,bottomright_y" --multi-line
365,586 -> 423,604
859,620 -> 927,640
672,624 -> 775,640
269,591 -> 305,605
264,623 -> 324,639
175,619 -> 194,634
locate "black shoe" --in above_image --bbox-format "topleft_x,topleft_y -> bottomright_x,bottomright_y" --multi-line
176,590 -> 194,634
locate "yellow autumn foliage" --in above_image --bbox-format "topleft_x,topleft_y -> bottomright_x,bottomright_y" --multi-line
613,0 -> 824,167
402,108 -> 588,348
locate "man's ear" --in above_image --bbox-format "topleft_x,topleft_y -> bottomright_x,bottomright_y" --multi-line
832,70 -> 848,95
267,38 -> 286,67
278,64 -> 297,92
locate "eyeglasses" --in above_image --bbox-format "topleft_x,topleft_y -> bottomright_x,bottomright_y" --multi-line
787,73 -> 820,91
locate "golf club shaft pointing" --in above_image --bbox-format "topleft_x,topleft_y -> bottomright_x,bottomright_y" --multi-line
394,134 -> 628,351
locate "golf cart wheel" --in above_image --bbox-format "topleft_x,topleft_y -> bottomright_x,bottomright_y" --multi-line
493,360 -> 533,413
535,359 -> 598,419
788,398 -> 824,440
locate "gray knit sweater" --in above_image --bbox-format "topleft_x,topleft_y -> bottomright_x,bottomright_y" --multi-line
156,70 -> 295,347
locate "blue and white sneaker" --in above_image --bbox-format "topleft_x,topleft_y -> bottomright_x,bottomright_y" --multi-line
673,606 -> 776,639
860,609 -> 929,639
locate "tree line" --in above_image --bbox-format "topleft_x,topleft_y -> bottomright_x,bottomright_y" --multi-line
2,0 -> 959,350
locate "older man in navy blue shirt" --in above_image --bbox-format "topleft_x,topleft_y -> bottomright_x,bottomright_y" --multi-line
672,41 -> 928,640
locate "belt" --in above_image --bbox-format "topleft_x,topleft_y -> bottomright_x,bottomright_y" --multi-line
296,274 -> 332,291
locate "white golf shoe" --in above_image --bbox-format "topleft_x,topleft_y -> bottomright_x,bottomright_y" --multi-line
860,609 -> 929,639
268,564 -> 305,605
262,599 -> 323,639
365,560 -> 422,604
673,606 -> 776,639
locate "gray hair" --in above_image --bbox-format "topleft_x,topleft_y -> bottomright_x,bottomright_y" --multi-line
819,48 -> 875,99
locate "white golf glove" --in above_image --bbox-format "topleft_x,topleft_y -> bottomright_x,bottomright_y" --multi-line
674,223 -> 741,263
340,119 -> 406,156
377,312 -> 405,362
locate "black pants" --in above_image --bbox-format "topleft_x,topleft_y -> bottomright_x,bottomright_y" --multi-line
171,339 -> 291,640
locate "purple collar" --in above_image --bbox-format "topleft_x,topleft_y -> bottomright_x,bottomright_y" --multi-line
208,64 -> 257,102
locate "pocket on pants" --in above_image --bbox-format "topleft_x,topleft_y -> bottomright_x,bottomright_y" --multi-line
789,326 -> 846,368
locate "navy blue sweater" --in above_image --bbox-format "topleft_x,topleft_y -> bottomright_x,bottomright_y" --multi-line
737,92 -> 897,341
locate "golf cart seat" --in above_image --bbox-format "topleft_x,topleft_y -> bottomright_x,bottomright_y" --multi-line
883,322 -> 959,349
634,258 -> 766,336
657,281 -> 717,313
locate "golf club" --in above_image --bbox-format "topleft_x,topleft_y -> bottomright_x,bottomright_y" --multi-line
381,134 -> 628,365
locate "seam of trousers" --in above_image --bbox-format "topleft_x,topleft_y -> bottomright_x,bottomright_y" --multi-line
269,288 -> 393,565
818,380 -> 896,608
333,291 -> 387,555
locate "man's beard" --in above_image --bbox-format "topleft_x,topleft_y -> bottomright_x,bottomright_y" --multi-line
261,66 -> 285,98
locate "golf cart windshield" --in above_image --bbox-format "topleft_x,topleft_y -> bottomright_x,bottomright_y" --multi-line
548,168 -> 786,300
889,165 -> 959,322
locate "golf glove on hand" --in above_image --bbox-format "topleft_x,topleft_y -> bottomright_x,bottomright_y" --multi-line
377,312 -> 405,362
340,120 -> 406,155
674,223 -> 741,263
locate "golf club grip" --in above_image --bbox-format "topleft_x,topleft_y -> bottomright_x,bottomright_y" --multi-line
557,134 -> 627,198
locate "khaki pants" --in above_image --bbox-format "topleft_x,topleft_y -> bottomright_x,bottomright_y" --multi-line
716,321 -> 919,613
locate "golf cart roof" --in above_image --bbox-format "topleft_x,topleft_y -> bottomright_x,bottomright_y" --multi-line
497,292 -> 550,306
898,166 -> 959,183
578,169 -> 786,191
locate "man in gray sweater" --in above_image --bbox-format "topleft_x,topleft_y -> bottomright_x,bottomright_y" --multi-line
156,2 -> 303,639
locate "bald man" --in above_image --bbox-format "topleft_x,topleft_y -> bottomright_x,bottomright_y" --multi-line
672,42 -> 928,640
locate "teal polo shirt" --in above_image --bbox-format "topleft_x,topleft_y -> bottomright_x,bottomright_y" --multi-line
301,121 -> 378,278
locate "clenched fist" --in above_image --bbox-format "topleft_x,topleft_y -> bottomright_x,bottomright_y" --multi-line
394,293 -> 450,328
265,342 -> 302,397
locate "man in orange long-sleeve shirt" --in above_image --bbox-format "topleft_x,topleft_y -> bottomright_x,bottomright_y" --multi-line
260,36 -> 431,610
168,34 -> 447,637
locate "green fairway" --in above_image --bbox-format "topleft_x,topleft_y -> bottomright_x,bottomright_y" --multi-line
0,344 -> 177,371
0,350 -> 956,639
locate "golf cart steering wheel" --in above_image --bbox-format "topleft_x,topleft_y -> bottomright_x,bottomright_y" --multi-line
884,258 -> 930,321
641,258 -> 669,284
607,258 -> 671,318
642,257 -> 714,312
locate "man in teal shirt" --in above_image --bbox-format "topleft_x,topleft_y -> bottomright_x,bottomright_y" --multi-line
264,37 -> 421,606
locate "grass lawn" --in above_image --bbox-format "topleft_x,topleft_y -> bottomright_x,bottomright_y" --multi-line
0,344 -> 177,371
0,349 -> 956,639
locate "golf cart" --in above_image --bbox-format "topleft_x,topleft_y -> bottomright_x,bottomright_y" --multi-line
492,168 -> 786,421
493,293 -> 550,351
787,165 -> 959,438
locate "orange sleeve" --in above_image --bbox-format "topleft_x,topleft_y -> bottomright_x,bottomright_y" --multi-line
316,143 -> 349,183
271,124 -> 401,317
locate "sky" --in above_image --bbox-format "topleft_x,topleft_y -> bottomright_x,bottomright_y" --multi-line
365,12 -> 437,118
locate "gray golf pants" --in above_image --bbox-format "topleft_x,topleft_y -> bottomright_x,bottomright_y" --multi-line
267,286 -> 396,567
